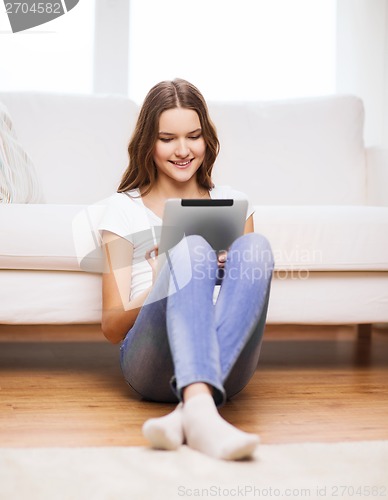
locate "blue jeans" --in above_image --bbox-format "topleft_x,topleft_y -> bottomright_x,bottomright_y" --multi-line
120,232 -> 274,406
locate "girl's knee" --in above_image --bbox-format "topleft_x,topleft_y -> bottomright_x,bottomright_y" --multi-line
184,234 -> 212,252
241,231 -> 271,250
168,235 -> 218,280
230,232 -> 274,268
172,234 -> 215,262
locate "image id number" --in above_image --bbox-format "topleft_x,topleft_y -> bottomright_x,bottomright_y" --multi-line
332,485 -> 387,497
5,3 -> 61,14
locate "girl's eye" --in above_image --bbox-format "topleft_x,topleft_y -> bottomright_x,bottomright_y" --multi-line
159,135 -> 201,143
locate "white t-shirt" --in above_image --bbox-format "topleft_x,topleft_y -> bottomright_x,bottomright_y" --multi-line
98,185 -> 254,301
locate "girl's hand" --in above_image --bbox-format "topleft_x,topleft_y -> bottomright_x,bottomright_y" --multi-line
145,245 -> 159,284
217,250 -> 227,269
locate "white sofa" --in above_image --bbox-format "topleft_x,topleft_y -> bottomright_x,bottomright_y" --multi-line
0,92 -> 387,329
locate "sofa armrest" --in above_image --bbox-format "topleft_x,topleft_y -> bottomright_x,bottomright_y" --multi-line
366,147 -> 388,206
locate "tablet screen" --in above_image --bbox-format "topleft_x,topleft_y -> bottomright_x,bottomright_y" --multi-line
158,198 -> 248,255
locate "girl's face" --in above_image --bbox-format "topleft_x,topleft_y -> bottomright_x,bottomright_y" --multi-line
153,107 -> 206,186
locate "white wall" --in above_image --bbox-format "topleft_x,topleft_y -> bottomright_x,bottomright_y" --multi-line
93,0 -> 129,95
337,0 -> 388,147
0,2 -> 94,93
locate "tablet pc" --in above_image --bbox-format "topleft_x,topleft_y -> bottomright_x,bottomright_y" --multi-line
158,198 -> 248,256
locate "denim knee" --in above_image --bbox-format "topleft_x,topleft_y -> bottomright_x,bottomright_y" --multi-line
182,234 -> 214,258
228,232 -> 274,272
170,234 -> 218,271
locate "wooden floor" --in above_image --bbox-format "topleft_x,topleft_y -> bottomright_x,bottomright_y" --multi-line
0,324 -> 387,448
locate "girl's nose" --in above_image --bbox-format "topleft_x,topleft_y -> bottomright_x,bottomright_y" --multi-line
175,139 -> 190,157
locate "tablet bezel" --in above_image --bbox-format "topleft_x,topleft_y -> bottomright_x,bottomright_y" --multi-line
158,198 -> 248,256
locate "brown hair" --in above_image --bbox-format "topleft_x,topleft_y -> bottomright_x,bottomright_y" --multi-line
117,79 -> 220,195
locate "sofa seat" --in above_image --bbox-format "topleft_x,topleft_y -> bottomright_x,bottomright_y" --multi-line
253,205 -> 388,271
0,204 -> 85,271
1,203 -> 387,273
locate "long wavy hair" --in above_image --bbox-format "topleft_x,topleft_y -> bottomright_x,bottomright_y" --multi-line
117,79 -> 220,196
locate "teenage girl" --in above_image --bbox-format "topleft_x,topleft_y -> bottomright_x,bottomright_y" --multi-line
98,78 -> 274,460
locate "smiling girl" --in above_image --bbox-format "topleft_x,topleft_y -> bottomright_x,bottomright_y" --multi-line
98,79 -> 274,460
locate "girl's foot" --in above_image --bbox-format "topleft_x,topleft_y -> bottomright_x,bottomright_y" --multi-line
182,393 -> 259,460
142,403 -> 184,450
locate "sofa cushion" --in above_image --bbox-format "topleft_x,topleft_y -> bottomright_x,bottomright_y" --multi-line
0,102 -> 44,203
1,204 -> 387,273
0,93 -> 138,204
209,95 -> 367,206
254,205 -> 388,271
0,204 -> 84,271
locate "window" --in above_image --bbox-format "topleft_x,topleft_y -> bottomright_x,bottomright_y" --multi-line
128,0 -> 336,103
0,0 -> 336,100
0,1 -> 94,93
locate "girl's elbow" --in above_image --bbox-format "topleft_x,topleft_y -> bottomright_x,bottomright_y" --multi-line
101,312 -> 124,344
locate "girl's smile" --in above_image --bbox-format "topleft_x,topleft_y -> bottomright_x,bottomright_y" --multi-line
169,158 -> 194,168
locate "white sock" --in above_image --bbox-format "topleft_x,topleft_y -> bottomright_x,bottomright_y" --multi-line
142,403 -> 184,451
182,394 -> 259,460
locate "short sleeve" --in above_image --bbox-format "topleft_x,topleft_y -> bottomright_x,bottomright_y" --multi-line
98,192 -> 150,244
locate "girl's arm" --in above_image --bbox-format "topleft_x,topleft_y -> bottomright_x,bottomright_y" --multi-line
101,230 -> 151,344
244,214 -> 254,234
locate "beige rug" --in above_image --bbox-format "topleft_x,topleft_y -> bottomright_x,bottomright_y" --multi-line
0,441 -> 387,500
